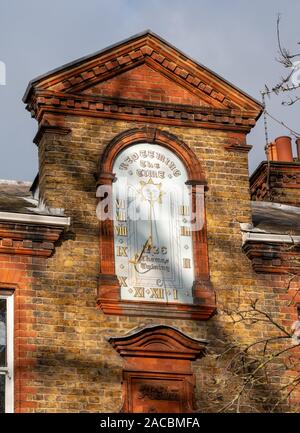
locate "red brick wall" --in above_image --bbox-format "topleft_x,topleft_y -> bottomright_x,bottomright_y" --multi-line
83,63 -> 209,106
0,252 -> 39,412
250,162 -> 300,206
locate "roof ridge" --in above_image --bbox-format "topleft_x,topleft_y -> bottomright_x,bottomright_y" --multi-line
0,179 -> 32,185
22,30 -> 263,109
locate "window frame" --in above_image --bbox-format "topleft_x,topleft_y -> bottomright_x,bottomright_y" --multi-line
0,292 -> 14,413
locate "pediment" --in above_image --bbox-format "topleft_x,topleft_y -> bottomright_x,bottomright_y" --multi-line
81,63 -> 211,107
23,30 -> 263,116
109,325 -> 208,413
108,325 -> 207,360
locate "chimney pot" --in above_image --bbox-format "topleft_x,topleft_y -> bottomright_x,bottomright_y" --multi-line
275,136 -> 293,162
296,137 -> 300,160
270,141 -> 278,161
266,143 -> 272,160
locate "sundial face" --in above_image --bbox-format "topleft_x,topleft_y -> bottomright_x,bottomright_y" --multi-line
139,178 -> 163,203
113,143 -> 194,304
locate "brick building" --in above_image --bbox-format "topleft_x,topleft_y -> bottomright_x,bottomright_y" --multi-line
0,31 -> 299,413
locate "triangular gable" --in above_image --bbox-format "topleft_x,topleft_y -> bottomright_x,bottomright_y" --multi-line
82,63 -> 210,107
23,30 -> 263,116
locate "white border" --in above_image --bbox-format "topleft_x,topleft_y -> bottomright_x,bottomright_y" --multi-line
0,211 -> 70,226
240,223 -> 300,245
0,293 -> 14,413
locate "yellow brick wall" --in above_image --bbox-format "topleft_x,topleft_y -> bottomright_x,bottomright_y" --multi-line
26,116 -> 296,412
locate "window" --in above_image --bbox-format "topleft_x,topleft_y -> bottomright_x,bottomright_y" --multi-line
0,292 -> 14,413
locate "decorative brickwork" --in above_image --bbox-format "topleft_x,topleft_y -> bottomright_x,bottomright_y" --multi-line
243,240 -> 300,273
250,161 -> 300,206
23,31 -> 262,135
83,63 -> 209,106
0,222 -> 65,257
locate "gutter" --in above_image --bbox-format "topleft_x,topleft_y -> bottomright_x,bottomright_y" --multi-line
240,223 -> 300,245
0,211 -> 71,227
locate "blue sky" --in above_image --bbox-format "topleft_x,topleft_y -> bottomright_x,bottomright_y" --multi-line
1,0 -> 300,181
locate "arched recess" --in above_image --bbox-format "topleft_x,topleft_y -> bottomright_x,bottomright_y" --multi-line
98,127 -> 204,181
96,127 -> 216,320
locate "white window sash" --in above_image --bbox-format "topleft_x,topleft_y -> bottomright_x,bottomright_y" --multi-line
0,294 -> 14,413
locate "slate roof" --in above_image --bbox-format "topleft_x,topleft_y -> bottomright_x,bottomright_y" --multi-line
0,179 -> 38,214
251,201 -> 300,236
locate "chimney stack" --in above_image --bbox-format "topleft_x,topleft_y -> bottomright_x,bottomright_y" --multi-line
296,137 -> 300,160
251,136 -> 300,206
275,136 -> 293,162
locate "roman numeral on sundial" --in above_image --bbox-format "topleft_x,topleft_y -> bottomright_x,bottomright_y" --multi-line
179,205 -> 189,216
116,246 -> 128,257
115,225 -> 127,236
116,211 -> 126,222
150,288 -> 164,299
134,287 -> 144,298
118,276 -> 128,287
183,258 -> 191,268
180,226 -> 191,236
116,199 -> 125,209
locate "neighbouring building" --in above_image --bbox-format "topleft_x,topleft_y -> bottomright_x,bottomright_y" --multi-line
0,31 -> 299,413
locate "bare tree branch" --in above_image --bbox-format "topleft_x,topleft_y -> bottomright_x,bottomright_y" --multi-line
263,15 -> 300,106
211,298 -> 300,412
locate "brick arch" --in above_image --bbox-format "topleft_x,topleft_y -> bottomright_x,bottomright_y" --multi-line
97,127 -> 205,183
96,127 -> 215,320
